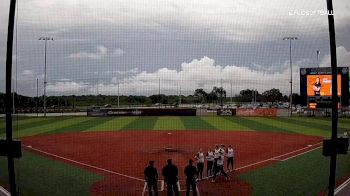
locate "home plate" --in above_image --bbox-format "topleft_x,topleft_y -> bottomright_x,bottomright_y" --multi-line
167,132 -> 172,135
27,145 -> 32,148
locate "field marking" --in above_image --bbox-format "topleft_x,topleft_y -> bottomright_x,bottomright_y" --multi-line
28,145 -> 200,195
26,141 -> 320,195
25,145 -> 145,182
335,176 -> 350,195
271,142 -> 322,160
0,186 -> 10,196
277,146 -> 322,161
200,141 -> 322,180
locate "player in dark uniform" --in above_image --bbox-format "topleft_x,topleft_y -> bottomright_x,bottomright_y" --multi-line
313,77 -> 321,96
184,159 -> 198,196
144,160 -> 158,196
162,159 -> 179,196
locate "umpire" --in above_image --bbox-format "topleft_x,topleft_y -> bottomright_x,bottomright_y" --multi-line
184,159 -> 197,196
162,159 -> 179,196
144,160 -> 158,196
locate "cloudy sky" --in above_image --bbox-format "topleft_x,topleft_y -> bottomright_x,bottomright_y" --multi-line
0,0 -> 350,96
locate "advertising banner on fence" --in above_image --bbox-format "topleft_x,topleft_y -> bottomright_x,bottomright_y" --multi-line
236,108 -> 277,117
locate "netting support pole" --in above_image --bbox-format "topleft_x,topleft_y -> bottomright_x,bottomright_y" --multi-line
326,0 -> 338,195
5,0 -> 18,195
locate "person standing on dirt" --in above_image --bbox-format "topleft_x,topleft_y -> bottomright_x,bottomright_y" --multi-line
213,144 -> 220,172
195,148 -> 205,180
212,155 -> 229,183
144,160 -> 159,196
184,159 -> 198,196
226,145 -> 234,172
162,159 -> 179,196
206,148 -> 214,177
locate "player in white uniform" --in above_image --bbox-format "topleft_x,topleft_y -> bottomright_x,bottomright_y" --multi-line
195,148 -> 205,180
226,145 -> 234,171
206,149 -> 214,176
211,155 -> 229,182
214,145 -> 220,171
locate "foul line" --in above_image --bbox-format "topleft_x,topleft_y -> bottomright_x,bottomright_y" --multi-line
335,177 -> 350,195
25,145 -> 145,182
277,146 -> 322,161
0,186 -> 10,196
200,141 -> 322,179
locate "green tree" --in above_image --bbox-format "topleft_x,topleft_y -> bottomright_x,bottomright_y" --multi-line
194,88 -> 208,103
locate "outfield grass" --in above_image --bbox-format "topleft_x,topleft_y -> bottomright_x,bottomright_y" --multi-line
1,116 -> 350,137
84,116 -> 138,132
200,116 -> 251,131
1,116 -> 350,195
153,117 -> 185,130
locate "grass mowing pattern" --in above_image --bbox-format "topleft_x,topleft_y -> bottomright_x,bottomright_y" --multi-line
200,116 -> 251,131
0,117 -> 64,136
0,118 -> 47,133
85,116 -> 139,132
273,117 -> 330,137
225,117 -> 292,133
122,117 -> 158,130
153,117 -> 185,130
47,117 -> 114,134
0,151 -> 103,196
14,117 -> 89,138
180,116 -> 218,130
239,149 -> 350,196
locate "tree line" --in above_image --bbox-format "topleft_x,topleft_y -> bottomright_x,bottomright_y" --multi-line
0,87 -> 302,113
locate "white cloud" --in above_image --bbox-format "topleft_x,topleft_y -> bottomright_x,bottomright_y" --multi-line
112,48 -> 124,56
69,46 -> 123,59
320,46 -> 350,67
46,56 -> 303,96
46,81 -> 89,94
22,70 -> 34,76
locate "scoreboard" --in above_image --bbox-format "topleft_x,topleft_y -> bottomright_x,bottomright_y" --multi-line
300,67 -> 349,108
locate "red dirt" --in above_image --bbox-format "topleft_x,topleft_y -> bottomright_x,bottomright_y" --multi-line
22,131 -> 322,195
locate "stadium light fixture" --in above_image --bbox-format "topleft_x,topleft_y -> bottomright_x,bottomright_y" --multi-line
38,37 -> 54,117
283,36 -> 298,117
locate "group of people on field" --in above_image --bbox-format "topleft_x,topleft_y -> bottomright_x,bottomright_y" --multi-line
144,144 -> 235,196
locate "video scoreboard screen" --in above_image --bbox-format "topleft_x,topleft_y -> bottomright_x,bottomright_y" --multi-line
300,67 -> 349,108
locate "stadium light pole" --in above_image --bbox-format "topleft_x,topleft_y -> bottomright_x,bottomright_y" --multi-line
230,81 -> 233,103
39,37 -> 53,117
283,36 -> 298,117
36,78 -> 39,117
158,78 -> 161,108
117,81 -> 120,107
317,50 -> 320,67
